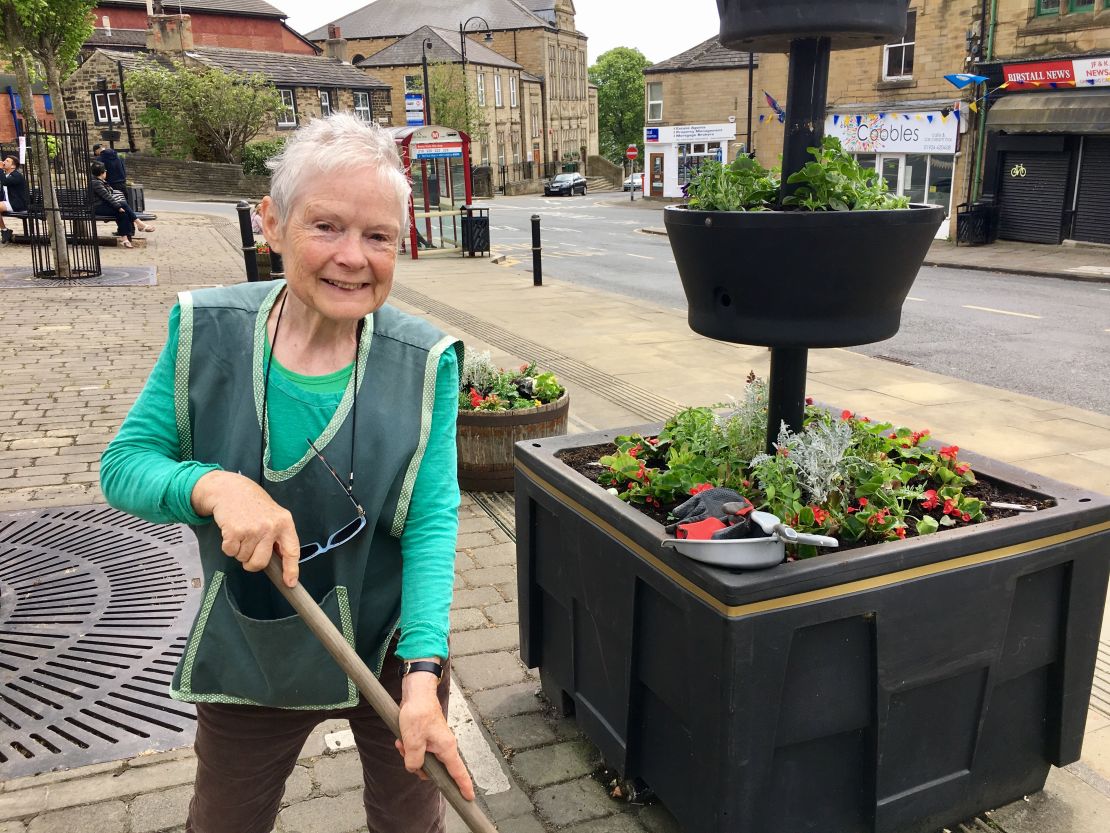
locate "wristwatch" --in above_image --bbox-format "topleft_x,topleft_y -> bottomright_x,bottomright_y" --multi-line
398,660 -> 444,679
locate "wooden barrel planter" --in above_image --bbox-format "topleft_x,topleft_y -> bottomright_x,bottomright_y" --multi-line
457,393 -> 569,492
257,251 -> 273,280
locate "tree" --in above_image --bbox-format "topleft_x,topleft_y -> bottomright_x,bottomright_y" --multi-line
588,47 -> 651,164
426,61 -> 484,141
126,60 -> 284,163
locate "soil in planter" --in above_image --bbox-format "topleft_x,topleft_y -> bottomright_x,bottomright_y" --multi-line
556,441 -> 1056,555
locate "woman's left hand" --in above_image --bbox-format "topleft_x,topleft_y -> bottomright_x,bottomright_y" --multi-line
395,672 -> 476,801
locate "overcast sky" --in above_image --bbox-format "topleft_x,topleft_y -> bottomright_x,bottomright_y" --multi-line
276,1 -> 722,64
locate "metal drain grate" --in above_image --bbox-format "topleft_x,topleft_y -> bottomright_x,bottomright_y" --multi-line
0,266 -> 157,289
0,505 -> 201,778
1093,639 -> 1110,720
468,492 -> 517,543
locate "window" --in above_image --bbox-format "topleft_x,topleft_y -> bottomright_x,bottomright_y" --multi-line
1069,0 -> 1095,10
319,90 -> 331,116
1036,0 -> 1061,11
549,52 -> 557,96
531,103 -> 540,137
510,75 -> 518,108
91,90 -> 122,124
495,73 -> 503,107
477,73 -> 486,107
883,11 -> 915,80
353,91 -> 372,122
647,82 -> 663,121
277,88 -> 297,126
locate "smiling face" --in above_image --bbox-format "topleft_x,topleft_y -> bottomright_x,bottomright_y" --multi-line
261,166 -> 404,324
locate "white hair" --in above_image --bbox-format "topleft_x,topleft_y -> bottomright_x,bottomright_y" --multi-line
266,112 -> 411,236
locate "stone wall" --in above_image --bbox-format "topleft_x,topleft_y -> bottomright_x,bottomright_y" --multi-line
587,155 -> 623,186
125,155 -> 270,198
993,0 -> 1110,58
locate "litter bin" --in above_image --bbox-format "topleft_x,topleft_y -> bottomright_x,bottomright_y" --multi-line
956,202 -> 998,246
461,205 -> 490,257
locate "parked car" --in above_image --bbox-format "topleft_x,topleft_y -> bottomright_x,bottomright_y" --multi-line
544,172 -> 587,196
623,173 -> 644,192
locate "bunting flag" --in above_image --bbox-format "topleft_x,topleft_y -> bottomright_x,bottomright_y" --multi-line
763,90 -> 785,117
953,102 -> 961,122
969,100 -> 978,112
944,73 -> 990,89
777,112 -> 784,123
832,114 -> 840,125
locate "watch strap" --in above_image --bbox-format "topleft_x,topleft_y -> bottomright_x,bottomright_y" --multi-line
398,660 -> 444,679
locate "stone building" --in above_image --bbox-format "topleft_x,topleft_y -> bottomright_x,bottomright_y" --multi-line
85,0 -> 317,59
640,37 -> 755,199
63,13 -> 391,154
974,0 -> 1110,245
306,0 -> 599,173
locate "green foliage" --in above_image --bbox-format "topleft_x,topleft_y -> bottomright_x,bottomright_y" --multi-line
593,378 -> 990,551
459,353 -> 564,412
588,47 -> 651,165
427,62 -> 483,140
783,136 -> 910,211
685,137 -> 910,212
126,60 -> 284,163
241,139 -> 285,176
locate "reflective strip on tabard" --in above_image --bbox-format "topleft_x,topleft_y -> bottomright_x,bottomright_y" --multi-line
391,337 -> 462,537
175,291 -> 194,460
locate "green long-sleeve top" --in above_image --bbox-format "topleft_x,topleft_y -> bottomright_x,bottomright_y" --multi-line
100,304 -> 459,661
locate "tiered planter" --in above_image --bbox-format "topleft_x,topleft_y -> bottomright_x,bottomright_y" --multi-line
515,433 -> 1110,833
457,393 -> 568,491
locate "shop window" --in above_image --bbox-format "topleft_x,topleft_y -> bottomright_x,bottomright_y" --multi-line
90,90 -> 122,125
647,82 -> 663,122
319,90 -> 331,117
882,11 -> 915,80
277,88 -> 297,126
1036,0 -> 1061,12
353,91 -> 372,122
477,73 -> 486,107
495,74 -> 503,107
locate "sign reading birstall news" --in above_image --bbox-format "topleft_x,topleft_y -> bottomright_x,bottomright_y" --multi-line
824,112 -> 958,154
1003,57 -> 1110,89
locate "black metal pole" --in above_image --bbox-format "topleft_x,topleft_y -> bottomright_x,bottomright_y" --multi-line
764,37 -> 831,451
421,39 -> 433,126
236,200 -> 259,283
530,214 -> 542,286
460,25 -> 468,130
746,52 -> 754,156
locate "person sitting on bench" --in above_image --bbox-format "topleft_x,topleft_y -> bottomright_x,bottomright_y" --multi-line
89,161 -> 154,248
0,156 -> 29,244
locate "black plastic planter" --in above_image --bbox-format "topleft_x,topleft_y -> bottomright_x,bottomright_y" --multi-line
718,0 -> 911,52
515,427 -> 1110,833
664,204 -> 944,348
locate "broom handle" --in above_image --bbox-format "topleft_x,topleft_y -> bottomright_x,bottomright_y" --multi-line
262,559 -> 498,833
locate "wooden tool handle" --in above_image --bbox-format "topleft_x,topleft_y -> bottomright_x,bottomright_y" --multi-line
263,559 -> 498,833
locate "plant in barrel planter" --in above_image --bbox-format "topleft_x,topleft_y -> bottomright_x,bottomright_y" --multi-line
456,351 -> 567,491
255,241 -> 273,281
513,2 -> 1110,832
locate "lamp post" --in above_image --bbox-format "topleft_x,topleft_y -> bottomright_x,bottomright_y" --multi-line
420,37 -> 434,126
459,16 -> 493,130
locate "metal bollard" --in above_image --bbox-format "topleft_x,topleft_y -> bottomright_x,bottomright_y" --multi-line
236,200 -> 260,282
530,214 -> 542,287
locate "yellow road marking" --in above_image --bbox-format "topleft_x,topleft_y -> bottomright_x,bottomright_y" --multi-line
963,305 -> 1041,319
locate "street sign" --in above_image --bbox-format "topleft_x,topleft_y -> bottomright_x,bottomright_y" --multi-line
626,145 -> 639,160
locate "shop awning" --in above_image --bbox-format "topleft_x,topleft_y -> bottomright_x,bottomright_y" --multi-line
987,89 -> 1110,134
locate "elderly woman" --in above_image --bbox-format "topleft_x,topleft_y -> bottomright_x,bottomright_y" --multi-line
100,114 -> 471,833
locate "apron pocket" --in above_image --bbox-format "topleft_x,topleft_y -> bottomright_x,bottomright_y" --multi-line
172,571 -> 358,709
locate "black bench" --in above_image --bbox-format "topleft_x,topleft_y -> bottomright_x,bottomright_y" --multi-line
4,187 -> 156,242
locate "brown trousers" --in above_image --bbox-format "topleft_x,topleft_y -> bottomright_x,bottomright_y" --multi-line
185,650 -> 450,833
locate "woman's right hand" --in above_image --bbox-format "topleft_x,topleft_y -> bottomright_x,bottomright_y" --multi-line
191,470 -> 301,587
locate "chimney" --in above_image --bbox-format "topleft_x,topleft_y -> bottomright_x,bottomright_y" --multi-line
325,24 -> 348,63
147,13 -> 194,53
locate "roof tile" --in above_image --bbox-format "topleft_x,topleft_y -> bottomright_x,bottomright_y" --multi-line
646,36 -> 756,74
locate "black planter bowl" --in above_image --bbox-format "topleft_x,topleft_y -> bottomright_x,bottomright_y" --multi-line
664,203 -> 944,348
718,0 -> 911,52
514,426 -> 1110,833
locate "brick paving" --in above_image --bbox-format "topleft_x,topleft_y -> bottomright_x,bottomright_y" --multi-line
0,213 -> 1107,832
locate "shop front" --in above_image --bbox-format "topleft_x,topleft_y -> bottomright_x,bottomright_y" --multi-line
824,107 -> 961,239
642,122 -> 738,199
980,56 -> 1110,246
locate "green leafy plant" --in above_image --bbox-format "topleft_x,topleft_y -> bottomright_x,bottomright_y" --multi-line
684,137 -> 909,212
242,139 -> 286,176
459,352 -> 564,412
592,376 -> 997,553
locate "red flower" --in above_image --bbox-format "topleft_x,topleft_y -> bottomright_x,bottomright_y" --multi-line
742,479 -> 752,489
961,512 -> 971,522
920,489 -> 939,510
519,363 -> 529,372
846,506 -> 858,514
840,409 -> 853,421
689,482 -> 714,496
889,432 -> 898,440
942,498 -> 959,516
628,444 -> 642,457
894,526 -> 907,539
647,437 -> 658,445
861,416 -> 871,423
857,497 -> 869,507
955,462 -> 971,475
939,445 -> 959,461
811,505 -> 830,524
468,388 -> 484,408
805,397 -> 814,405
777,446 -> 790,457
